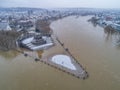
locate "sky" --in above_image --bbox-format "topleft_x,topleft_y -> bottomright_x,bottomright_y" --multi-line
0,0 -> 120,9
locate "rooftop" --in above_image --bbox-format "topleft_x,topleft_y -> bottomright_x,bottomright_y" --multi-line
0,22 -> 11,31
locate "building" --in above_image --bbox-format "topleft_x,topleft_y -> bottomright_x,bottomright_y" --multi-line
18,20 -> 34,29
0,21 -> 12,31
35,19 -> 51,35
111,23 -> 120,31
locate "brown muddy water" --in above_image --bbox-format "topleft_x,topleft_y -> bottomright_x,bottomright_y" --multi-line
0,16 -> 120,90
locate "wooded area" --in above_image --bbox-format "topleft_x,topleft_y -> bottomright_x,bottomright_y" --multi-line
0,30 -> 21,51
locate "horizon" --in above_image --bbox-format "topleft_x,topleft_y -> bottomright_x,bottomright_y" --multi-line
0,7 -> 120,10
0,0 -> 120,9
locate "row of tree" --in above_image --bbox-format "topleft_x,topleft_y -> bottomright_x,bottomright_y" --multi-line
0,30 -> 21,51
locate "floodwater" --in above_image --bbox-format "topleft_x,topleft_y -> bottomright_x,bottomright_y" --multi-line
0,16 -> 120,90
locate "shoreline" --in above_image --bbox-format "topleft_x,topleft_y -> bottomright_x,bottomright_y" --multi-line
0,15 -> 89,79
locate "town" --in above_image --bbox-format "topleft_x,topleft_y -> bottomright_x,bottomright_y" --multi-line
0,8 -> 120,51
0,7 -> 95,51
88,9 -> 120,31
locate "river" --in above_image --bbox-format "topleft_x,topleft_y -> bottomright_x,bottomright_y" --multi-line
0,16 -> 120,90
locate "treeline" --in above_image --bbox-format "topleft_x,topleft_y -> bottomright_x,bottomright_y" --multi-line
104,25 -> 120,34
0,30 -> 21,51
88,17 -> 99,27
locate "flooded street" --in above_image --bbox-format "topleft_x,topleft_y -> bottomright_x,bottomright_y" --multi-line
0,16 -> 120,90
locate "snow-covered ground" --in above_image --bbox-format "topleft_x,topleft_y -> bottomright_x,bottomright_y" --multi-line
22,37 -> 34,44
21,36 -> 54,50
52,55 -> 76,70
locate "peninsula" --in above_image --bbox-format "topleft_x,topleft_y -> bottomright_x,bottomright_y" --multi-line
1,7 -> 109,79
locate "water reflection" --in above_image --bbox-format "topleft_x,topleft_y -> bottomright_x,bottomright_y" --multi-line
87,18 -> 97,27
19,49 -> 44,60
88,18 -> 120,48
37,50 -> 44,58
104,26 -> 120,35
90,22 -> 97,27
89,20 -> 120,47
104,26 -> 120,47
0,48 -> 44,60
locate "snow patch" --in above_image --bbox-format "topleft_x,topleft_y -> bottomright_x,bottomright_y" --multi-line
52,55 -> 76,70
22,37 -> 34,44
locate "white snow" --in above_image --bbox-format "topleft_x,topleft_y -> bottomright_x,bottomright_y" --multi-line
21,36 -> 54,50
22,37 -> 34,44
52,55 -> 76,70
30,43 -> 53,50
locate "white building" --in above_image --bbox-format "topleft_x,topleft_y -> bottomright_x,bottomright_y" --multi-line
0,21 -> 12,31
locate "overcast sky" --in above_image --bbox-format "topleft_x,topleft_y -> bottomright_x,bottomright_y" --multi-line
0,0 -> 120,8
